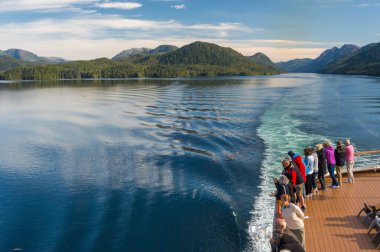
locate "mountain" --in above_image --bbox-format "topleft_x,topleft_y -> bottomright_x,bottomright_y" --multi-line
42,57 -> 66,63
0,49 -> 68,73
276,58 -> 313,72
248,52 -> 278,68
0,55 -> 25,72
112,45 -> 178,60
1,41 -> 280,80
156,41 -> 269,67
5,49 -> 42,62
321,42 -> 380,76
279,45 -> 360,73
112,48 -> 151,60
149,45 -> 178,54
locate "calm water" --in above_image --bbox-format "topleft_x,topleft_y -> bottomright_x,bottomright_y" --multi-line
0,74 -> 379,252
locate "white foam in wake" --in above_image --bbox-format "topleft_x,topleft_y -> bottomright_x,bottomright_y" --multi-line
246,94 -> 332,251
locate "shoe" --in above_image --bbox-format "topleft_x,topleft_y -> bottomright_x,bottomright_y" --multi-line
332,185 -> 340,189
301,206 -> 307,212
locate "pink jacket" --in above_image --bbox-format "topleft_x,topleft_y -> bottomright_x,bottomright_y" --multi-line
345,145 -> 355,161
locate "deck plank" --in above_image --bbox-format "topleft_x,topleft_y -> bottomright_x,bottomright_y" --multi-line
304,171 -> 380,252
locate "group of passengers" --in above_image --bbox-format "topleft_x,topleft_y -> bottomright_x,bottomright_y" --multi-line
270,139 -> 356,252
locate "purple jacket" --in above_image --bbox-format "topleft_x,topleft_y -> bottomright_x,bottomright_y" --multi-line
324,146 -> 336,165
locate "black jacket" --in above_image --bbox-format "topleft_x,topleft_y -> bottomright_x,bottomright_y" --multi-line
316,149 -> 327,176
334,147 -> 346,166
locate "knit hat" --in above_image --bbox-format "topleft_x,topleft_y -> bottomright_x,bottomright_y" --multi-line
287,150 -> 295,156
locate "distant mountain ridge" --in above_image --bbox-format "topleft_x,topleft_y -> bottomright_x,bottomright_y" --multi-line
276,58 -> 313,72
1,41 -> 280,80
113,45 -> 179,60
2,41 -> 380,79
277,44 -> 360,73
5,49 -> 42,62
321,42 -> 380,76
0,48 -> 67,72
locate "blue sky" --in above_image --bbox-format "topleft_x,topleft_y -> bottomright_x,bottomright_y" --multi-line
0,0 -> 379,61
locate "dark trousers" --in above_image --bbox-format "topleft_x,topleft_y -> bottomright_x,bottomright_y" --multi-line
318,172 -> 325,190
311,171 -> 318,189
305,174 -> 313,195
327,164 -> 339,186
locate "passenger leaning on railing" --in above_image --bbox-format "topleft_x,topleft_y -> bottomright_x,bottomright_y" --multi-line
315,144 -> 327,190
270,175 -> 294,218
303,148 -> 314,198
345,139 -> 355,183
310,147 -> 319,195
281,194 -> 306,251
323,142 -> 340,188
270,218 -> 305,252
334,140 -> 346,185
281,159 -> 307,212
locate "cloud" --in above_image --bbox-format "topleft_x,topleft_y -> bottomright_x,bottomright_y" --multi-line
0,12 -> 334,61
0,0 -> 97,12
171,4 -> 186,9
357,2 -> 380,7
96,2 -> 142,10
0,14 -> 251,39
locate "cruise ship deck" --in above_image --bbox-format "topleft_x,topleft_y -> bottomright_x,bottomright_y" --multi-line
304,170 -> 380,251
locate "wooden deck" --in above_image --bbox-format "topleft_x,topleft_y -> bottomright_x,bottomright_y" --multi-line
304,170 -> 380,252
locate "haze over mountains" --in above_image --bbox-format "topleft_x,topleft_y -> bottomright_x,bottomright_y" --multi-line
1,41 -> 380,80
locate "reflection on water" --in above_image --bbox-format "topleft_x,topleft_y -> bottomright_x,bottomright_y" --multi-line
0,74 -> 380,251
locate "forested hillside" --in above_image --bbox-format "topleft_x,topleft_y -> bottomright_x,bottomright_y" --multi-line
0,42 -> 280,80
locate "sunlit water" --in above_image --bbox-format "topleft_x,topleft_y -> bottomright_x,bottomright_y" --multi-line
0,74 -> 379,251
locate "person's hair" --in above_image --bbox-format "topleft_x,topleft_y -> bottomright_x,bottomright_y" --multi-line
278,175 -> 289,185
275,218 -> 286,229
345,139 -> 351,145
281,194 -> 291,202
304,148 -> 312,156
323,141 -> 331,147
315,144 -> 323,151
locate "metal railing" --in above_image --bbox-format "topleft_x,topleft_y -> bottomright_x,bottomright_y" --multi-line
354,150 -> 380,172
250,149 -> 380,250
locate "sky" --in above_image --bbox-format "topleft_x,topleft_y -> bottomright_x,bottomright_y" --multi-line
0,0 -> 379,62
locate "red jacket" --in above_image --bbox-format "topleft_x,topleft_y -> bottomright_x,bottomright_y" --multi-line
292,154 -> 306,182
282,166 -> 304,186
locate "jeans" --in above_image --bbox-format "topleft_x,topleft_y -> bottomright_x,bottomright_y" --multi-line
327,164 -> 339,186
312,171 -> 318,189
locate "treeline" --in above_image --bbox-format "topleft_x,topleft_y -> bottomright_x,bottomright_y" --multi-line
0,61 -> 279,80
0,41 -> 281,80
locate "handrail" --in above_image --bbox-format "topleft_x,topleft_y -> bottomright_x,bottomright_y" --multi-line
355,150 -> 380,155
